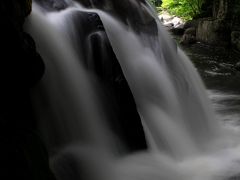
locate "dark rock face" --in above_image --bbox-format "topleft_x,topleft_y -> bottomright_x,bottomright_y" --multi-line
0,0 -> 55,179
80,6 -> 149,153
169,25 -> 185,36
70,10 -> 147,152
35,0 -> 68,11
196,0 -> 231,46
231,31 -> 240,52
41,0 -> 157,35
196,18 -> 230,46
75,0 -> 158,35
34,0 -> 148,152
195,0 -> 240,48
180,27 -> 196,45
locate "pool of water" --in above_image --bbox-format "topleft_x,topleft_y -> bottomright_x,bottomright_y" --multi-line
181,42 -> 240,125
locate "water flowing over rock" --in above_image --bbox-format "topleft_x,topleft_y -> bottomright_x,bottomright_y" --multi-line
22,0 -> 240,180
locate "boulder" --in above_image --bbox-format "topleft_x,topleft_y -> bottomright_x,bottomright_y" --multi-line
171,16 -> 184,27
159,12 -> 185,35
158,13 -> 174,23
194,0 -> 240,46
180,27 -> 196,45
196,18 -> 230,46
185,27 -> 196,36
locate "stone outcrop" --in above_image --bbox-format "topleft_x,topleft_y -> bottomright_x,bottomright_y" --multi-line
75,0 -> 158,35
195,0 -> 240,49
196,18 -> 229,46
180,27 -> 196,45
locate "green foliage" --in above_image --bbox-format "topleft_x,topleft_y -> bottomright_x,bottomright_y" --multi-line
156,6 -> 162,13
161,0 -> 205,20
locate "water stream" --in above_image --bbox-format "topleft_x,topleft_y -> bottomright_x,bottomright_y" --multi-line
182,42 -> 240,131
24,0 -> 240,179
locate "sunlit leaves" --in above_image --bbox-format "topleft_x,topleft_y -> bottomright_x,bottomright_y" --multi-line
161,0 -> 205,20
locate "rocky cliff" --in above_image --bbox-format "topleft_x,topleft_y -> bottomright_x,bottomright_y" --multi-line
196,0 -> 240,51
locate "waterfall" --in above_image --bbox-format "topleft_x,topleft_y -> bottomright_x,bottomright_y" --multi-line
24,0 -> 240,180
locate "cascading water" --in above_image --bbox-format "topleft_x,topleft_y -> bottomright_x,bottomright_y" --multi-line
25,0 -> 240,179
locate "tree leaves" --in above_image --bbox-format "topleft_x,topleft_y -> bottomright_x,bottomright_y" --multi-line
161,0 -> 205,20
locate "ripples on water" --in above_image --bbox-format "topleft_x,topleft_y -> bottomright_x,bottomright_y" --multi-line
208,90 -> 240,126
181,42 -> 240,128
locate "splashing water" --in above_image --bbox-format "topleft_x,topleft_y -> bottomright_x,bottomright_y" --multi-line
25,0 -> 240,179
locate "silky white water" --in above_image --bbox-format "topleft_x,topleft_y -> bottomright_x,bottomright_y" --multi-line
25,0 -> 240,179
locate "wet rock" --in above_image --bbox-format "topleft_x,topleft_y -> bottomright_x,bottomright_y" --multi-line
75,0 -> 157,35
185,27 -> 196,35
180,27 -> 196,45
169,24 -> 185,35
164,22 -> 174,28
196,18 -> 230,46
180,34 -> 196,45
171,17 -> 184,27
159,12 -> 184,28
68,10 -> 147,152
194,0 -> 240,47
159,16 -> 164,23
35,0 -> 68,11
80,12 -> 148,152
158,13 -> 173,23
231,31 -> 240,52
235,61 -> 240,71
159,11 -> 185,35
